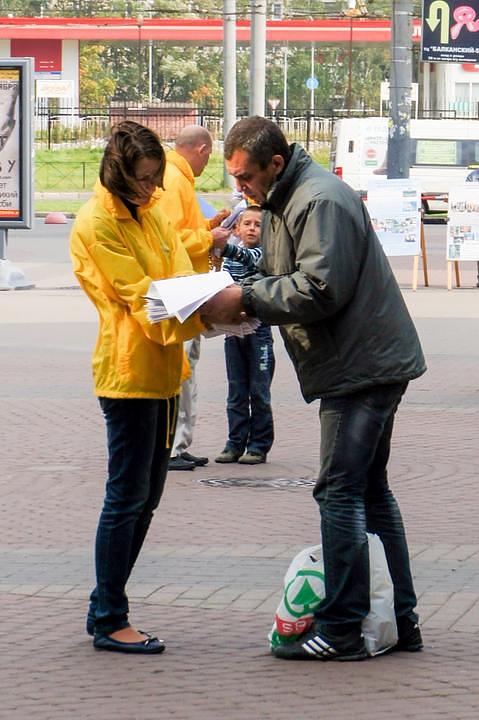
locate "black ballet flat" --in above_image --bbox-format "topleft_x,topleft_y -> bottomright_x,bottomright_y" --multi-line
93,631 -> 165,654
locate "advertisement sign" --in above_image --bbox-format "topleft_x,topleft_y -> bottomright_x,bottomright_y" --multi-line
422,0 -> 479,63
447,184 -> 479,260
36,79 -> 73,99
0,58 -> 33,228
11,39 -> 62,73
358,117 -> 389,190
366,179 -> 422,257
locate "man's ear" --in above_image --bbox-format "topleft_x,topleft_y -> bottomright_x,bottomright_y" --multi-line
271,154 -> 285,177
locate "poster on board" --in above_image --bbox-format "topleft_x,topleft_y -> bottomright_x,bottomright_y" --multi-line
447,184 -> 479,261
421,0 -> 479,64
0,58 -> 33,228
0,67 -> 20,219
366,179 -> 422,257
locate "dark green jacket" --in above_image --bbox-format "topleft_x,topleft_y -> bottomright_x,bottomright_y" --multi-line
242,143 -> 426,402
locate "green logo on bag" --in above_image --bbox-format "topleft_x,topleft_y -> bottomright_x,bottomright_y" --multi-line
284,570 -> 324,618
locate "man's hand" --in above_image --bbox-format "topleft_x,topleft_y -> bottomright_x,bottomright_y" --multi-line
201,285 -> 246,325
209,208 -> 231,229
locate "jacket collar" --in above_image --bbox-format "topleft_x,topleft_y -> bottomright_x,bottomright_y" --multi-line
166,149 -> 195,185
263,143 -> 312,212
93,178 -> 158,219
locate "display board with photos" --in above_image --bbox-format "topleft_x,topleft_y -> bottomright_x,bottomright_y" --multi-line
447,185 -> 479,262
366,179 -> 422,257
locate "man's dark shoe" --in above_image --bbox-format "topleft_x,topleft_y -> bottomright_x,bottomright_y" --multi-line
272,625 -> 368,662
215,448 -> 241,463
394,616 -> 423,652
168,455 -> 195,471
93,631 -> 165,655
180,451 -> 208,467
238,451 -> 266,465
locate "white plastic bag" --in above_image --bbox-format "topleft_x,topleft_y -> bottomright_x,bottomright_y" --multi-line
363,533 -> 398,655
269,533 -> 398,656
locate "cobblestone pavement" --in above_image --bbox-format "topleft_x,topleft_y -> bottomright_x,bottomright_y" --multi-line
1,221 -> 478,719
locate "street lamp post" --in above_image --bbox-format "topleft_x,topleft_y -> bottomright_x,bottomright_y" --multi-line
282,44 -> 288,117
343,0 -> 368,116
310,41 -> 315,114
148,40 -> 153,103
137,14 -> 144,104
347,16 -> 353,116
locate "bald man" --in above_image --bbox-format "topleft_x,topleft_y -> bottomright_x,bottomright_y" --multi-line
158,125 -> 230,471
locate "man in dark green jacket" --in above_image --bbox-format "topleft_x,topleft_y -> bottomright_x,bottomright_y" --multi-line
202,116 -> 426,662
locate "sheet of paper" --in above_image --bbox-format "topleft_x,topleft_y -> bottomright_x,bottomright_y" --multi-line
145,270 -> 234,324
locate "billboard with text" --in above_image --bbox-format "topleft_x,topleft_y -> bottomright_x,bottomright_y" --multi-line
422,0 -> 479,63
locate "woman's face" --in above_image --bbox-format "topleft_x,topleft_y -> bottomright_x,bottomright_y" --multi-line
131,156 -> 163,205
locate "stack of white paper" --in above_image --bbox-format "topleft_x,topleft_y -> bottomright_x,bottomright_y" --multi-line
145,270 -> 261,337
202,318 -> 261,339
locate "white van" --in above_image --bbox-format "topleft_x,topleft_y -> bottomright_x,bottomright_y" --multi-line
329,117 -> 479,214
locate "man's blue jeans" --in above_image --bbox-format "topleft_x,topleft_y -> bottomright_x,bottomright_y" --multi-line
224,325 -> 275,456
313,382 -> 418,633
89,397 -> 175,635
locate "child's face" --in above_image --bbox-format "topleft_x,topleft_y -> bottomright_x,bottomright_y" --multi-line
235,210 -> 261,248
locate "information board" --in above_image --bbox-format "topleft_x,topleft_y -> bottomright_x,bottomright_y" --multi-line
447,184 -> 479,261
0,58 -> 33,228
366,179 -> 422,257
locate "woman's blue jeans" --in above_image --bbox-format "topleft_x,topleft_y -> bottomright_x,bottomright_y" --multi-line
88,396 -> 176,635
224,325 -> 275,456
313,382 -> 418,634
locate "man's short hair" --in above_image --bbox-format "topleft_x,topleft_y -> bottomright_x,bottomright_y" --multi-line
224,116 -> 291,169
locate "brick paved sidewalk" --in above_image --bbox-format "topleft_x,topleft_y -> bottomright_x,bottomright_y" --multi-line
1,279 -> 478,719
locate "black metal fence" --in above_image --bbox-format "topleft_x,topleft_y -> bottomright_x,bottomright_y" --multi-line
34,103 -> 379,151
35,103 -> 479,151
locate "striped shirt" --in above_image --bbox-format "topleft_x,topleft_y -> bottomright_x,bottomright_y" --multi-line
221,243 -> 262,283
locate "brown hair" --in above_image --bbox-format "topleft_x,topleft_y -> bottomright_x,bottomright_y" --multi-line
100,121 -> 166,203
237,204 -> 262,224
224,116 -> 291,169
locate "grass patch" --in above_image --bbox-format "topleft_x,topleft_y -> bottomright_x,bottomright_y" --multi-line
34,145 -> 331,196
36,147 -> 104,163
35,199 -> 86,215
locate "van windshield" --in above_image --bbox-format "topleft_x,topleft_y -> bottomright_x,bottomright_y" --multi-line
412,139 -> 479,167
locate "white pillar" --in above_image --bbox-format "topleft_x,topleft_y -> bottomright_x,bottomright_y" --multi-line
223,0 -> 237,187
249,0 -> 267,116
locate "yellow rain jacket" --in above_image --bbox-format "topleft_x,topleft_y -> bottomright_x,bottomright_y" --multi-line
70,180 -> 204,399
157,149 -> 213,273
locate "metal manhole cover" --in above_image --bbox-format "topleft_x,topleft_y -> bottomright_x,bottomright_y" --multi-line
197,477 -> 316,488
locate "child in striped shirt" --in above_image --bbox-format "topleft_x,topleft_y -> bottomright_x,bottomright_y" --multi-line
215,206 -> 275,465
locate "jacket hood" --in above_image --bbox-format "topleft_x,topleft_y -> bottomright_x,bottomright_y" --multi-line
165,149 -> 195,186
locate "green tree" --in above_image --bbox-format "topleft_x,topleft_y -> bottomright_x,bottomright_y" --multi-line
79,44 -> 116,107
0,0 -> 42,14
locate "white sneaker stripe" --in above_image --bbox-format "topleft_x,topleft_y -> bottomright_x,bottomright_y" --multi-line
305,636 -> 337,656
315,636 -> 338,654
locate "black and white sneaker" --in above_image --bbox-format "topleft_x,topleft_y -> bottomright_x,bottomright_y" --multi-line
180,451 -> 209,467
394,617 -> 423,652
272,625 -> 368,662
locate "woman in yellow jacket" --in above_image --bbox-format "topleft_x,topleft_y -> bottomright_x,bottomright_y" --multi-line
70,121 -> 204,655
